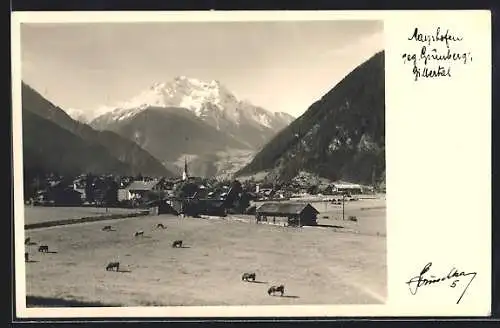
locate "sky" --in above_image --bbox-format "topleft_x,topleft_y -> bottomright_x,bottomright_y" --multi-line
21,20 -> 383,117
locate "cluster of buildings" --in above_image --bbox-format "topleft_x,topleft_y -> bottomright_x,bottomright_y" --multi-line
28,164 -> 216,207
25,161 -> 377,227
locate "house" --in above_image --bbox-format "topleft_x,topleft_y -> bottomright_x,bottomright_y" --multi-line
318,185 -> 334,195
146,199 -> 179,215
197,199 -> 227,217
35,187 -> 83,206
332,183 -> 363,195
72,178 -> 87,200
255,202 -> 319,227
174,181 -> 200,199
157,178 -> 175,191
118,180 -> 161,202
168,198 -> 227,217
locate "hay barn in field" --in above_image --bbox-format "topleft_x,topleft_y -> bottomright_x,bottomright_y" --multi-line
147,199 -> 179,215
255,202 -> 319,227
168,198 -> 227,217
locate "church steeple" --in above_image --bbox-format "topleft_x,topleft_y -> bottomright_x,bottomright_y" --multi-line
182,157 -> 189,181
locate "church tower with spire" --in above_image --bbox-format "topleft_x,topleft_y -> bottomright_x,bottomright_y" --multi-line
182,157 -> 189,181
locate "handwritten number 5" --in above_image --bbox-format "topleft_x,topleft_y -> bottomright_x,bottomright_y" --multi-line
450,280 -> 459,288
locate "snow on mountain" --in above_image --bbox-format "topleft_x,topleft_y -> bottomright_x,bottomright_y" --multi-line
89,76 -> 294,131
274,111 -> 296,122
255,112 -> 271,128
78,76 -> 297,178
64,107 -> 92,123
62,105 -> 117,124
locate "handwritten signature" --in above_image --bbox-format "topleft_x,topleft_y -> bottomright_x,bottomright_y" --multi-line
405,262 -> 477,304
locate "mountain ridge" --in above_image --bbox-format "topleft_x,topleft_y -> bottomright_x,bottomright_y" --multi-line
84,76 -> 294,133
22,109 -> 132,176
21,82 -> 174,177
81,76 -> 295,177
237,51 -> 385,186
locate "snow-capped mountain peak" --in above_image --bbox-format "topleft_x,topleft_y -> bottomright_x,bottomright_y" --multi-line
89,76 -> 233,122
86,76 -> 294,132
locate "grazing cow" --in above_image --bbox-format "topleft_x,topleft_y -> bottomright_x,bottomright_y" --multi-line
105,262 -> 120,271
172,240 -> 183,248
102,225 -> 113,231
155,223 -> 166,230
268,285 -> 285,296
24,237 -> 31,245
241,272 -> 256,282
134,230 -> 144,237
348,216 -> 358,222
25,252 -> 29,262
38,245 -> 49,253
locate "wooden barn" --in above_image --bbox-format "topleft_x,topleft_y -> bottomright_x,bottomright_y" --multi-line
255,202 -> 319,227
197,199 -> 227,217
146,199 -> 179,215
168,198 -> 227,217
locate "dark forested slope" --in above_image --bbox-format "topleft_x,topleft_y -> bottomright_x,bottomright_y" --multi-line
237,51 -> 385,186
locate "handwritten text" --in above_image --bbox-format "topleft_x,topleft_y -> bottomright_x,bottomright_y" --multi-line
405,262 -> 477,304
402,27 -> 472,81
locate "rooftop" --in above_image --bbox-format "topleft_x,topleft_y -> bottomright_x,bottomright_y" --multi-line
125,180 -> 159,191
256,202 -> 319,215
333,183 -> 362,188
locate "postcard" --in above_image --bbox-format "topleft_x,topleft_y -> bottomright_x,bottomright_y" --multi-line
11,10 -> 491,318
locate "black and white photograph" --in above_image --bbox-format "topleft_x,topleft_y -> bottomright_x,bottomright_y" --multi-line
12,8 -> 495,319
18,18 -> 386,308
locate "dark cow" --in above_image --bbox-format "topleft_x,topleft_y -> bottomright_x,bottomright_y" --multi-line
25,252 -> 29,262
155,223 -> 166,230
172,240 -> 183,248
268,285 -> 285,296
25,237 -> 31,245
241,272 -> 256,282
105,262 -> 120,271
102,225 -> 113,231
38,245 -> 49,253
134,230 -> 144,237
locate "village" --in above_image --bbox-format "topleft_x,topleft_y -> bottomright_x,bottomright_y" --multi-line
24,159 -> 381,228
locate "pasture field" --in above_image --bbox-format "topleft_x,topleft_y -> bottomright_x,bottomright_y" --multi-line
25,198 -> 386,306
23,206 -> 140,225
318,198 -> 386,236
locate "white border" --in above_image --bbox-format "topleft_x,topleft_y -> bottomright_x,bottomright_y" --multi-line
12,10 -> 492,318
